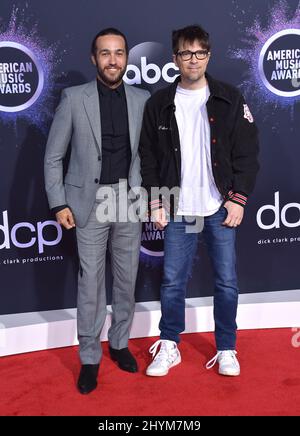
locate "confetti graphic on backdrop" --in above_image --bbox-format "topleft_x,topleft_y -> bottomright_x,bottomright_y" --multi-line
0,6 -> 60,128
229,0 -> 300,115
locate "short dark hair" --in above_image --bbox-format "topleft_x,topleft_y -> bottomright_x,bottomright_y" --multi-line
91,27 -> 129,56
172,24 -> 210,54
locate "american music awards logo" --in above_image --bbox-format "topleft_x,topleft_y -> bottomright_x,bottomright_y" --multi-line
0,6 -> 58,126
258,29 -> 300,98
0,41 -> 44,112
140,219 -> 164,259
230,0 -> 300,109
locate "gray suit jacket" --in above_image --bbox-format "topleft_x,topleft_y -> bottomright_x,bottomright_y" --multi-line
44,80 -> 150,228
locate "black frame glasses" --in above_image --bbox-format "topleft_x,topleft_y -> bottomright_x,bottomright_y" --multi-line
176,50 -> 209,61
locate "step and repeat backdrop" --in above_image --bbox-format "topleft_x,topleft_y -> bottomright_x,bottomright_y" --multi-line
0,0 -> 299,315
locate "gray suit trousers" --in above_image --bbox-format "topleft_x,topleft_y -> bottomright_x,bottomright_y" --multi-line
76,183 -> 141,364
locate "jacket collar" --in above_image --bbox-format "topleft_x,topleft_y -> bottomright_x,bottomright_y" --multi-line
162,73 -> 232,110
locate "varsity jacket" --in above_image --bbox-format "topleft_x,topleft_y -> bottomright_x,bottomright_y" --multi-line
139,73 -> 259,213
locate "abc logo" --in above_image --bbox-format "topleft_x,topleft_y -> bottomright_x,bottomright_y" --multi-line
124,42 -> 179,90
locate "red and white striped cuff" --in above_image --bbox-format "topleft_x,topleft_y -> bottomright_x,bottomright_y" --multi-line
149,197 -> 171,213
149,199 -> 162,211
227,191 -> 248,207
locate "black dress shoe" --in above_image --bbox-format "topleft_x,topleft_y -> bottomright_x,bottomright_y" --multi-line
77,364 -> 99,394
109,347 -> 138,373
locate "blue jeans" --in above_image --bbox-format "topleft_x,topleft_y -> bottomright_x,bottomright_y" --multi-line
159,207 -> 238,350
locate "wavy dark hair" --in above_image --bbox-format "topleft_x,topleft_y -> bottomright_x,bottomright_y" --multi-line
91,27 -> 128,56
172,24 -> 210,54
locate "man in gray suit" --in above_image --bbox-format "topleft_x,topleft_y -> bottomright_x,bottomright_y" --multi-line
44,28 -> 150,394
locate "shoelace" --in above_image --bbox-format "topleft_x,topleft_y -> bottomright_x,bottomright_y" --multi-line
205,350 -> 237,369
149,339 -> 176,363
149,340 -> 164,358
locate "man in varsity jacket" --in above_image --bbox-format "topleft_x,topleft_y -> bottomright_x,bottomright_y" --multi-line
139,24 -> 259,377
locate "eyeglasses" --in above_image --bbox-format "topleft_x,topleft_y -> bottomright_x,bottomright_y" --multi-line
176,50 -> 209,61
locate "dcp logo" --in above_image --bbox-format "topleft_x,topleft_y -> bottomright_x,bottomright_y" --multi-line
124,42 -> 179,91
0,41 -> 44,112
256,192 -> 300,229
0,211 -> 62,254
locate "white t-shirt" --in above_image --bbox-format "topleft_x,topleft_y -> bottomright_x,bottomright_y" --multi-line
174,84 -> 222,217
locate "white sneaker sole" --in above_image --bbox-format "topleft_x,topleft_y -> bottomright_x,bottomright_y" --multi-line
218,368 -> 240,377
146,354 -> 181,377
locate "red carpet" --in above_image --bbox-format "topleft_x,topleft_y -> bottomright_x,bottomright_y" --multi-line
0,328 -> 299,416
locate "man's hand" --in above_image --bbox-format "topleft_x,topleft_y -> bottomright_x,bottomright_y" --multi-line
55,207 -> 75,229
222,201 -> 244,228
151,207 -> 168,230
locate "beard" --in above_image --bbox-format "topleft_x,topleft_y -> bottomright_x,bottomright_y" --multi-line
96,63 -> 127,87
184,68 -> 204,82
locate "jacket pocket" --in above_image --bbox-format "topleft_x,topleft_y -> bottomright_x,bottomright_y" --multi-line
64,172 -> 83,187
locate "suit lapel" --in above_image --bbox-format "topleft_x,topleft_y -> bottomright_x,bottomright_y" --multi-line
124,83 -> 139,154
83,81 -> 139,156
83,80 -> 102,153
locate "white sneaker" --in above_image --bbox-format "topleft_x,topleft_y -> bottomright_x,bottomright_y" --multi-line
146,339 -> 181,377
206,350 -> 240,376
